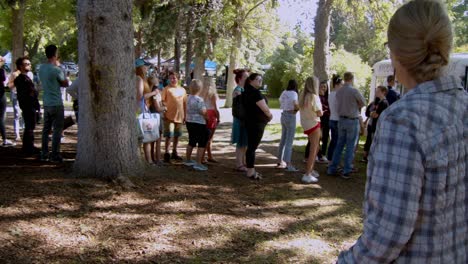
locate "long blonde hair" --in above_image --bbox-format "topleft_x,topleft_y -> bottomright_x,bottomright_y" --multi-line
299,76 -> 319,109
200,76 -> 218,101
136,66 -> 151,106
388,0 -> 452,83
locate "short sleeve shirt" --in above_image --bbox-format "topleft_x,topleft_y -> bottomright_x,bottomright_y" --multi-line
38,64 -> 66,106
243,85 -> 268,124
336,84 -> 365,118
300,94 -> 322,131
162,86 -> 187,123
279,90 -> 298,111
185,95 -> 206,125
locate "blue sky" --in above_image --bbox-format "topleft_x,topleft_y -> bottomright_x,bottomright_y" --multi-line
277,0 -> 317,34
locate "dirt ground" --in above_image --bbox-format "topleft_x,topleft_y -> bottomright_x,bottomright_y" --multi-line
0,113 -> 367,264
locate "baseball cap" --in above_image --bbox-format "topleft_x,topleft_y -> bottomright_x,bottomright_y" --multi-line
135,58 -> 149,68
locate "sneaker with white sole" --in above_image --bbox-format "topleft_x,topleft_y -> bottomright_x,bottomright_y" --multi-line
285,166 -> 299,172
193,163 -> 208,171
183,160 -> 196,166
2,140 -> 15,147
312,170 -> 320,178
301,174 -> 319,184
318,156 -> 328,163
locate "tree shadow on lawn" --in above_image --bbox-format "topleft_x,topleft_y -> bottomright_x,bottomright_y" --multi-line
0,123 -> 365,263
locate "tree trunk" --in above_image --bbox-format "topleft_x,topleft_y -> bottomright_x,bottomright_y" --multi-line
157,47 -> 161,72
184,8 -> 194,86
75,0 -> 143,181
11,0 -> 26,71
224,22 -> 242,108
193,54 -> 205,80
313,0 -> 334,82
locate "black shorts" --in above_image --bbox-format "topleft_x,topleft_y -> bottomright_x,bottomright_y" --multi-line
186,122 -> 210,147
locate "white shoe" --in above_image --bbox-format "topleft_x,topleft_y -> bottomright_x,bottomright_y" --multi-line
301,174 -> 318,184
312,170 -> 320,178
317,157 -> 329,164
183,160 -> 196,166
193,163 -> 208,171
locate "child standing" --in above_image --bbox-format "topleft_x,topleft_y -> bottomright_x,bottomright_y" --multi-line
184,79 -> 210,171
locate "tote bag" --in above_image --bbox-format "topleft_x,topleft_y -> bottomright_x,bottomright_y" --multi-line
137,98 -> 160,143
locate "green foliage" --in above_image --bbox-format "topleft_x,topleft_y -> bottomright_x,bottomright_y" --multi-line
263,29 -> 313,97
330,47 -> 372,99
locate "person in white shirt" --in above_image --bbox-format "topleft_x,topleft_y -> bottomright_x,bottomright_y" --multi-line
276,80 -> 300,171
326,75 -> 343,161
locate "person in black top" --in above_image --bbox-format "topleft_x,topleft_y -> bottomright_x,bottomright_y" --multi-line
362,97 -> 380,162
243,73 -> 273,179
370,86 -> 389,131
14,57 -> 41,156
386,75 -> 400,105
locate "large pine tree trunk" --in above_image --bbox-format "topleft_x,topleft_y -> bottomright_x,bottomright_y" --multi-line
75,0 -> 143,180
224,23 -> 242,108
184,8 -> 194,86
11,0 -> 26,70
313,0 -> 334,82
193,54 -> 205,80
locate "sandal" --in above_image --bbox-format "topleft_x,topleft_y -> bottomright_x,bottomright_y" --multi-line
207,158 -> 219,163
247,172 -> 263,180
235,165 -> 248,172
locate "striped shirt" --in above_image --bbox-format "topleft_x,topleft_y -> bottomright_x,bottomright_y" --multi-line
338,76 -> 467,263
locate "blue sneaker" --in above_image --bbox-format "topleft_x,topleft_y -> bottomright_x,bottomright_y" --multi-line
183,160 -> 196,166
193,163 -> 208,171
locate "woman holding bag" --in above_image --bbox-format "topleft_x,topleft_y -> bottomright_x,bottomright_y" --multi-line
135,59 -> 159,165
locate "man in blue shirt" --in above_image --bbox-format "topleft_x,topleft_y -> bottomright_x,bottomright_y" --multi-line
38,45 -> 69,162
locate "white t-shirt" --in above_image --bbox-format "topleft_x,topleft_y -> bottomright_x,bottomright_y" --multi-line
300,94 -> 322,131
328,91 -> 339,121
279,90 -> 298,111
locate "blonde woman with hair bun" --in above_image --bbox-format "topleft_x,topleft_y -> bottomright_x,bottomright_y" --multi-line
200,76 -> 220,163
338,0 -> 467,263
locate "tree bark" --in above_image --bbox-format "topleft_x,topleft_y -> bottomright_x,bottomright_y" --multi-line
75,0 -> 143,180
224,22 -> 242,108
184,7 -> 194,86
313,0 -> 334,82
193,54 -> 205,80
10,0 -> 26,71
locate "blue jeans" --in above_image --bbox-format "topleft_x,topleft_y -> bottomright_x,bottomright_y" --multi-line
41,105 -> 64,158
277,112 -> 296,163
327,118 -> 360,174
327,120 -> 339,160
10,92 -> 22,139
0,94 -> 6,141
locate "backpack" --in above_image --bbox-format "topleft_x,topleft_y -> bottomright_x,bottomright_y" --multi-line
232,93 -> 246,120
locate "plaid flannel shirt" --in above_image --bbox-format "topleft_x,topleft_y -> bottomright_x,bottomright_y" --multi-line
338,76 -> 467,264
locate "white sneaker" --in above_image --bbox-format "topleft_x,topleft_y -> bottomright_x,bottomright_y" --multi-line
317,157 -> 329,164
183,160 -> 196,166
193,163 -> 208,171
2,140 -> 15,147
312,170 -> 320,178
301,174 -> 318,184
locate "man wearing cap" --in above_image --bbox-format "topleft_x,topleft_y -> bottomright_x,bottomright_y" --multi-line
38,44 -> 69,162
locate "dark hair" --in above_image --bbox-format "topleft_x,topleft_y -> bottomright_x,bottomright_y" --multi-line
377,85 -> 389,95
45,45 -> 58,59
343,72 -> 354,82
319,80 -> 329,97
332,74 -> 342,88
286,79 -> 298,93
15,57 -> 29,70
168,71 -> 179,79
233,68 -> 248,84
245,73 -> 262,89
387,75 -> 395,83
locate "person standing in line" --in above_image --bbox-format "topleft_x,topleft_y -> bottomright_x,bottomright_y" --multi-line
135,59 -> 159,165
7,67 -> 22,142
327,72 -> 366,179
0,56 -> 15,146
183,79 -> 209,171
148,76 -> 164,166
276,79 -> 299,172
14,57 -> 41,156
300,77 -> 323,183
161,71 -> 186,163
243,73 -> 273,180
338,0 -> 467,262
231,69 -> 249,172
38,45 -> 69,162
316,81 -> 330,163
200,76 -> 220,163
385,75 -> 400,105
326,75 -> 343,161
362,97 -> 380,163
